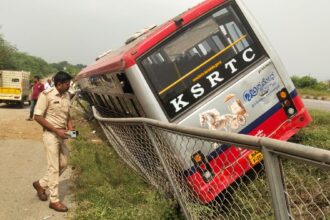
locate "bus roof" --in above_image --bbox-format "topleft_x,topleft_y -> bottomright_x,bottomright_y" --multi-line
76,0 -> 225,80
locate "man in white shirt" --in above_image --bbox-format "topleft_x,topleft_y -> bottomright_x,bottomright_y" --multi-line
44,78 -> 53,90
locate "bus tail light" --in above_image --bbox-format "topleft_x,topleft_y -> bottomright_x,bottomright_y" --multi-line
277,88 -> 297,118
191,151 -> 214,183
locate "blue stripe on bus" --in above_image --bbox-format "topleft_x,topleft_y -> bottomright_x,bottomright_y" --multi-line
184,89 -> 298,177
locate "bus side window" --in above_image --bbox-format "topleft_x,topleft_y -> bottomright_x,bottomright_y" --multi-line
89,93 -> 98,106
82,91 -> 93,104
116,96 -> 130,115
95,94 -> 106,108
101,73 -> 116,88
103,95 -> 115,110
89,76 -> 98,85
116,73 -> 133,93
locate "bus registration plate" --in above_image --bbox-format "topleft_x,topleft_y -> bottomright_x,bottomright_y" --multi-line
248,151 -> 263,166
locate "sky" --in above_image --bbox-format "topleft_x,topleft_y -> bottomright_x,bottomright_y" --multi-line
0,0 -> 329,81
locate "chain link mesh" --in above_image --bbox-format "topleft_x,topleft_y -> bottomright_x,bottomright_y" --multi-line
90,107 -> 330,219
280,157 -> 330,219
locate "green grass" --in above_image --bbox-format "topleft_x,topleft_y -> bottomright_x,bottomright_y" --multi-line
298,88 -> 330,99
69,117 -> 182,220
292,110 -> 330,150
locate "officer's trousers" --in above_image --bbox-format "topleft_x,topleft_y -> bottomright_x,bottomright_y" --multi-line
39,130 -> 69,203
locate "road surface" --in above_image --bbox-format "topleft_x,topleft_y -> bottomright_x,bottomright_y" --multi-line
0,104 -> 74,220
302,99 -> 330,112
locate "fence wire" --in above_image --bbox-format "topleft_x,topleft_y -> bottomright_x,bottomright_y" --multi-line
90,106 -> 330,220
280,158 -> 330,220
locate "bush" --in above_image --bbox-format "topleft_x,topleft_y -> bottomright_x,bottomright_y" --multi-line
312,82 -> 328,91
291,75 -> 329,91
291,75 -> 317,88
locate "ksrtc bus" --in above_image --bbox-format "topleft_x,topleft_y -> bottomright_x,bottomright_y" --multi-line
76,0 -> 312,203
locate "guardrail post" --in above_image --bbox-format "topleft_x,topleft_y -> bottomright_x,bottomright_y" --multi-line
262,147 -> 290,220
143,124 -> 192,220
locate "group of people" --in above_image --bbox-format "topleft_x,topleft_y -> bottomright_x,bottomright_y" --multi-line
28,71 -> 74,212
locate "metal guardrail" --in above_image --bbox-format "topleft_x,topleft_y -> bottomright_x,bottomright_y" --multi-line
91,106 -> 330,220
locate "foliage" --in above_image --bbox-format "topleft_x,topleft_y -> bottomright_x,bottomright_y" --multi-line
291,75 -> 329,91
50,61 -> 85,77
0,33 -> 16,69
10,51 -> 57,77
69,114 -> 182,220
0,32 -> 85,79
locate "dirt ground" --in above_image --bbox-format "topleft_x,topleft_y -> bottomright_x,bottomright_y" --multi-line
0,103 -> 74,220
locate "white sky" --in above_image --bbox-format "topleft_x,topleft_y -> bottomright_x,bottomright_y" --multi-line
0,0 -> 329,81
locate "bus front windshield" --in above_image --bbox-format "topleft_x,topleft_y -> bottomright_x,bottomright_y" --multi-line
140,4 -> 265,119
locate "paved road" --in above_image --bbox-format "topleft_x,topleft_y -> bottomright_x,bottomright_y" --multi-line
303,99 -> 330,112
0,104 -> 74,220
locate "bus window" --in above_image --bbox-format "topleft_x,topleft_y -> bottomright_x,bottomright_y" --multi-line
101,73 -> 116,88
129,99 -> 143,117
103,95 -> 115,110
140,5 -> 264,119
116,73 -> 133,94
94,94 -> 106,108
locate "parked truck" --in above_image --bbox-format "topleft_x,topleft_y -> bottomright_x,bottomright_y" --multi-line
0,70 -> 30,108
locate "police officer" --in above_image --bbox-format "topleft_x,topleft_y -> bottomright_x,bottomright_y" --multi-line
32,71 -> 73,212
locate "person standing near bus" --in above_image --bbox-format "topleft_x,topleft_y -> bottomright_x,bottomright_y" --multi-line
44,78 -> 53,91
32,71 -> 73,212
26,75 -> 44,121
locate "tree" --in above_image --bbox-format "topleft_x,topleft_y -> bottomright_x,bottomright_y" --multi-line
50,61 -> 86,76
291,75 -> 317,88
0,33 -> 16,69
299,76 -> 317,88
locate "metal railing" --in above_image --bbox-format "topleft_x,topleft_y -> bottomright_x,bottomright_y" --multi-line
91,106 -> 330,220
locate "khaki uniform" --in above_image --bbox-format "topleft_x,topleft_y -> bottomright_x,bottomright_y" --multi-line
34,87 -> 71,203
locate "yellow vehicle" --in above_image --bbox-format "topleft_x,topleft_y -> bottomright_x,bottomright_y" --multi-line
0,70 -> 30,108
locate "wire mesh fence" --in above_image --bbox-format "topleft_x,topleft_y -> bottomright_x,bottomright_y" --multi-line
90,106 -> 330,220
280,158 -> 330,219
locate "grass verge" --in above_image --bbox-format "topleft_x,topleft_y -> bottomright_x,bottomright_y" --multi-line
292,109 -> 330,150
298,88 -> 330,99
69,116 -> 182,220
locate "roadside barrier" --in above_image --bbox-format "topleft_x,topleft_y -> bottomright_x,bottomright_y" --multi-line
91,106 -> 330,220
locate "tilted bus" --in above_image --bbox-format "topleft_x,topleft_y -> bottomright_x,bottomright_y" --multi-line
76,0 -> 312,203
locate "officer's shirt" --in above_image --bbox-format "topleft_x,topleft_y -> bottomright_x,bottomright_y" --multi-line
34,87 -> 71,129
